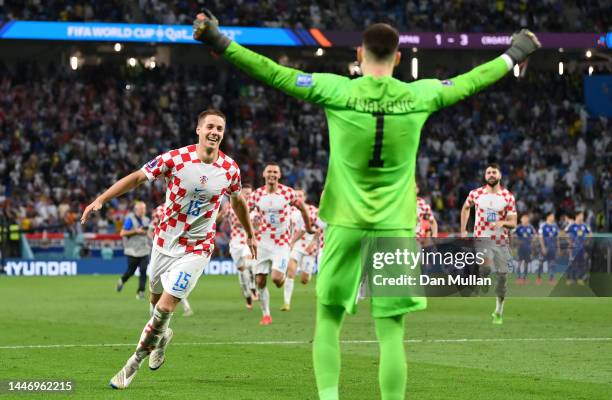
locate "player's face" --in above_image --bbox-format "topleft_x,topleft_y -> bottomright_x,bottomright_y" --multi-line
242,187 -> 252,200
546,214 -> 555,223
263,165 -> 281,184
484,167 -> 501,187
575,213 -> 584,223
296,190 -> 305,204
521,215 -> 529,225
197,115 -> 225,150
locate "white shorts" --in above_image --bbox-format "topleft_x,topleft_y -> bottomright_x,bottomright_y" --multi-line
290,249 -> 316,275
254,245 -> 289,275
229,242 -> 252,268
149,247 -> 210,299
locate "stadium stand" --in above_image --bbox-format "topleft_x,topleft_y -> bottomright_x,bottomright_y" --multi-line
1,0 -> 609,32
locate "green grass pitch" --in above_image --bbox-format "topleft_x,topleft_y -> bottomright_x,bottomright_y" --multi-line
1,275 -> 611,399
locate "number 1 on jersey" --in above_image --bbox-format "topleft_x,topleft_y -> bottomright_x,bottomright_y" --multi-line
368,113 -> 384,168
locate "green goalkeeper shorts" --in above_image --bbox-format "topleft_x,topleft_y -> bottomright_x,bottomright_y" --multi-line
316,224 -> 427,318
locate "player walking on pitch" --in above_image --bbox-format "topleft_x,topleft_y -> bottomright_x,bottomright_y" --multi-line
249,163 -> 313,325
194,12 -> 539,399
81,109 -> 256,389
461,164 -> 517,325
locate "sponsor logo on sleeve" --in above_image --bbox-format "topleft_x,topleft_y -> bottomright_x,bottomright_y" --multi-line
296,74 -> 314,87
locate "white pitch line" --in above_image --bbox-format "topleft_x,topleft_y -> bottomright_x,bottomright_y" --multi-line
0,337 -> 611,350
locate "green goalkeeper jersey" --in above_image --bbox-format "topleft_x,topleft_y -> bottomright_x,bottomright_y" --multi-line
224,42 -> 510,230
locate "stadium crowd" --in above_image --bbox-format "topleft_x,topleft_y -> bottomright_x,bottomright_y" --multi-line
1,0 -> 609,33
1,57 -> 609,250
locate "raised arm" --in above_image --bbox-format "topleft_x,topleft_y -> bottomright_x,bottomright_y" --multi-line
193,10 -> 348,107
81,170 -> 148,224
423,29 -> 541,111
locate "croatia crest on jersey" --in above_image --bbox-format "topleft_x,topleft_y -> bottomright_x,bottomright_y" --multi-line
200,175 -> 208,185
146,158 -> 159,169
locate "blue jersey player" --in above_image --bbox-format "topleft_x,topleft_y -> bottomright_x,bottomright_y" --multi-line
564,211 -> 591,285
538,212 -> 560,284
514,214 -> 536,283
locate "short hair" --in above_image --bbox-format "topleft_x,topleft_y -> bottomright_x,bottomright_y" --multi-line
242,184 -> 252,190
485,163 -> 501,172
197,109 -> 226,125
362,23 -> 399,61
264,161 -> 280,168
574,211 -> 584,218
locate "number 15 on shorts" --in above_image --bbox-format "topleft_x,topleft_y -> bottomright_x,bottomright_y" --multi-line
172,271 -> 192,292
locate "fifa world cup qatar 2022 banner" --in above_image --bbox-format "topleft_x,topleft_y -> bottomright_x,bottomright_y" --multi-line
0,21 -> 604,49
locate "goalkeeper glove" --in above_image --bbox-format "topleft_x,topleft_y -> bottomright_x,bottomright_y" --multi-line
504,29 -> 541,64
192,9 -> 232,54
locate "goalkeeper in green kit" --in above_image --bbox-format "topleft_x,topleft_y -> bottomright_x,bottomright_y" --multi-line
194,11 -> 540,400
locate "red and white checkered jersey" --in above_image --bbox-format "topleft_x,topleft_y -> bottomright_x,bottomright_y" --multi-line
416,197 -> 434,238
291,204 -> 321,256
465,186 -> 516,246
249,184 -> 299,249
142,145 -> 241,257
229,206 -> 259,246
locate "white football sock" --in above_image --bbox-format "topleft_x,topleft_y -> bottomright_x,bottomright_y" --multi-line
239,269 -> 252,298
181,298 -> 192,312
495,297 -> 504,315
258,286 -> 270,316
283,278 -> 294,305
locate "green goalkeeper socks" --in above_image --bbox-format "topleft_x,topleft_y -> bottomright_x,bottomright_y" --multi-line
375,315 -> 407,400
313,302 -> 345,400
312,302 -> 407,400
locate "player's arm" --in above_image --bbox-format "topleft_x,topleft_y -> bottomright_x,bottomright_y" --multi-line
230,193 -> 257,259
428,30 -> 540,111
193,11 -> 347,107
290,228 -> 305,248
497,213 -> 518,230
538,227 -> 547,254
305,230 -> 321,254
460,200 -> 472,238
430,215 -> 438,238
81,170 -> 148,224
295,201 -> 314,234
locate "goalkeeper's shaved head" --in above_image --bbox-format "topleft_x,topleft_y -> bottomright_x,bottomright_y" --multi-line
362,23 -> 400,61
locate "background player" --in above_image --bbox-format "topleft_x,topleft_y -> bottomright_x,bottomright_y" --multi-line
565,211 -> 592,285
81,109 -> 255,389
117,201 -> 151,299
283,189 -> 321,311
416,184 -> 438,238
514,214 -> 537,284
227,184 -> 258,309
194,13 -> 539,400
539,212 -> 560,284
461,164 -> 517,325
249,163 -> 312,325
